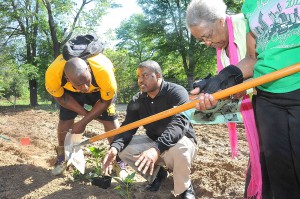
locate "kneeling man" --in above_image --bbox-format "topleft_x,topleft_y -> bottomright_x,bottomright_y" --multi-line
102,60 -> 197,199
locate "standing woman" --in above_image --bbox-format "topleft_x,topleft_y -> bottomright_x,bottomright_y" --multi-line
240,0 -> 300,198
186,0 -> 263,198
188,0 -> 300,198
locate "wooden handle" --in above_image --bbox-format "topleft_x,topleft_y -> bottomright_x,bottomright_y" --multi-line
88,63 -> 300,143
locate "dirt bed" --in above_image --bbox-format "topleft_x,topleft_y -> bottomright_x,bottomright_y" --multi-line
0,107 -> 249,199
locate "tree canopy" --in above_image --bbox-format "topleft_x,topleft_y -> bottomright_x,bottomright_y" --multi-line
0,0 -> 243,105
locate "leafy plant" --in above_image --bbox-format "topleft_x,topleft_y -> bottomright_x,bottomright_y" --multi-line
72,146 -> 107,181
114,172 -> 136,199
72,146 -> 136,196
73,168 -> 87,181
86,146 -> 107,177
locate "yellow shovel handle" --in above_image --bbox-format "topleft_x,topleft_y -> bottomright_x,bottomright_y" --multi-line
89,63 -> 300,143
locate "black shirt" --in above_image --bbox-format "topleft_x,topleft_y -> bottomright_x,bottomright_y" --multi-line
111,80 -> 197,153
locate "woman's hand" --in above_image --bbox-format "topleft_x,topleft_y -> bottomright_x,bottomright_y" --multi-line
190,88 -> 218,111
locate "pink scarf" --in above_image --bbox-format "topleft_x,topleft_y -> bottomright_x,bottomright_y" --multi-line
216,16 -> 262,199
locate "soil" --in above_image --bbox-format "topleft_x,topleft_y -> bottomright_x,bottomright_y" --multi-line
0,106 -> 249,199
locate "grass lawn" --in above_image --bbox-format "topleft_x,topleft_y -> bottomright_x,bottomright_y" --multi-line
0,99 -> 58,112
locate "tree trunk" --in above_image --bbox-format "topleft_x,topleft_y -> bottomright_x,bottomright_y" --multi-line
187,75 -> 195,91
14,91 -> 16,109
29,79 -> 38,107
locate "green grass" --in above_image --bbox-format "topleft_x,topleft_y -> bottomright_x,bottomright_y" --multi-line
0,98 -> 127,112
0,99 -> 58,112
0,98 -> 30,106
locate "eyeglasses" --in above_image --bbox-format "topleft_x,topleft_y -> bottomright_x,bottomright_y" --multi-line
199,28 -> 213,44
197,21 -> 217,45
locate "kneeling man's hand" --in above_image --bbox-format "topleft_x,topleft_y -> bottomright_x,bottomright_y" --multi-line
102,147 -> 118,176
134,147 -> 160,175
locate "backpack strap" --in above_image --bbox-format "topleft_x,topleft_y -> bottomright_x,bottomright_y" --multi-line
90,65 -> 98,87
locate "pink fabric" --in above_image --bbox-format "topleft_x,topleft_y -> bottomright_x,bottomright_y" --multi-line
216,50 -> 238,159
216,16 -> 262,199
241,96 -> 262,199
216,20 -> 239,160
227,122 -> 238,158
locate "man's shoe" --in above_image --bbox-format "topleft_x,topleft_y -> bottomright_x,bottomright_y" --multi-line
146,166 -> 168,192
51,146 -> 67,176
179,184 -> 195,199
113,160 -> 128,179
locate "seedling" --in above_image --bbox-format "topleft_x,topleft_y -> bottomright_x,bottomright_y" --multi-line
72,146 -> 106,181
86,146 -> 106,177
114,172 -> 136,199
73,168 -> 86,181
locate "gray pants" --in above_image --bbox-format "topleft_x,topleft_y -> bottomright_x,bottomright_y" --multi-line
119,135 -> 197,195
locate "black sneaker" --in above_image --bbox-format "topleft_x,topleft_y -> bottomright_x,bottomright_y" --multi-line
179,184 -> 195,199
145,166 -> 168,192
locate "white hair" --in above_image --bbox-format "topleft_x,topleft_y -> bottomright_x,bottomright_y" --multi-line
186,0 -> 227,27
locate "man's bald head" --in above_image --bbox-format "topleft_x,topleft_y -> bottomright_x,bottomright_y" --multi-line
64,58 -> 91,90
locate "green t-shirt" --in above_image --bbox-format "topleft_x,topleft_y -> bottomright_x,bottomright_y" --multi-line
242,0 -> 300,93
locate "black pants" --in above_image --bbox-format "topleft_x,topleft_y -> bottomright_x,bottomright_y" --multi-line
244,95 -> 273,199
59,90 -> 118,121
254,88 -> 300,199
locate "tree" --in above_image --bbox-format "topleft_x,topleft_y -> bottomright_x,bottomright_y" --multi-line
0,56 -> 37,108
135,0 -> 215,89
0,0 -> 119,106
225,0 -> 243,14
116,14 -> 160,63
41,0 -> 119,58
0,0 -> 41,106
104,49 -> 139,103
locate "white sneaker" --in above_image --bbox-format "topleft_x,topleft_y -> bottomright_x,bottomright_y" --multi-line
51,161 -> 67,176
51,146 -> 67,176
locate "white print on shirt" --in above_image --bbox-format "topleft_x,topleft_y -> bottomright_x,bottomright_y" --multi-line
246,0 -> 300,52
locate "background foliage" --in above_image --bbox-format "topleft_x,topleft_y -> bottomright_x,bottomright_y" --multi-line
0,0 -> 242,106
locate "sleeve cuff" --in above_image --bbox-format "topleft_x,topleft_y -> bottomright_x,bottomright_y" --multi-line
154,142 -> 169,154
110,143 -> 122,153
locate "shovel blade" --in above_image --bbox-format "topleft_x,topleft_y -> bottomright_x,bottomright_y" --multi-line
64,131 -> 86,174
68,148 -> 85,174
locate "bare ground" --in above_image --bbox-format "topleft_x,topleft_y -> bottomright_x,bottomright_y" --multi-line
0,106 -> 249,199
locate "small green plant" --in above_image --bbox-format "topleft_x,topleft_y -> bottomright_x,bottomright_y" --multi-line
72,146 -> 106,181
86,146 -> 106,178
73,168 -> 86,181
114,172 -> 136,199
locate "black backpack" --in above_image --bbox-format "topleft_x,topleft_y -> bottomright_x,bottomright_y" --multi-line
62,34 -> 104,60
61,34 -> 104,87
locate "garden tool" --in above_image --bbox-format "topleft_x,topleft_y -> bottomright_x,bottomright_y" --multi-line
64,129 -> 86,174
65,63 -> 300,174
